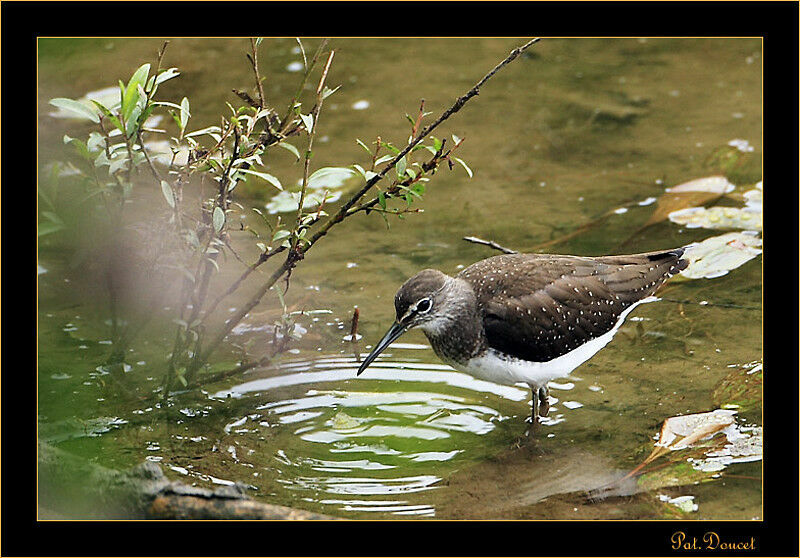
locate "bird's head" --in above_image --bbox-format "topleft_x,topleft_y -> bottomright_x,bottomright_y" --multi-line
357,269 -> 449,376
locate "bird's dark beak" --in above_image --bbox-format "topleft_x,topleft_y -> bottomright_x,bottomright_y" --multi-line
357,321 -> 407,376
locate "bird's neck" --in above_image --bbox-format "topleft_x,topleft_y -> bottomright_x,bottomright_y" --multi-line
419,276 -> 486,364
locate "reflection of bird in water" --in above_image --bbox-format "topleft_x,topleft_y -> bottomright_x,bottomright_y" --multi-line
358,248 -> 687,429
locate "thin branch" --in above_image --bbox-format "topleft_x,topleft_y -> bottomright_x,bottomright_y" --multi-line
306,38 -> 541,249
294,49 -> 335,243
462,236 -> 518,254
279,39 -> 330,136
248,38 -> 266,108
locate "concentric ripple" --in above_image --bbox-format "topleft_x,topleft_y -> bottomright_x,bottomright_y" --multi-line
209,347 -> 532,517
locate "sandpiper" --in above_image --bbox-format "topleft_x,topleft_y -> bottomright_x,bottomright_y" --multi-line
357,248 -> 687,425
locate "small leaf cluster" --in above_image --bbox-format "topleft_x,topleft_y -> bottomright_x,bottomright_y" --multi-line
350,101 -> 472,225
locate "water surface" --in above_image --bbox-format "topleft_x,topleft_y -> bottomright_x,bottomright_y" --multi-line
38,37 -> 762,519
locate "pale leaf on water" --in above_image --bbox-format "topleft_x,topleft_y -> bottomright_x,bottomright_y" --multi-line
664,176 -> 735,194
669,206 -> 761,231
680,231 -> 762,279
644,176 -> 737,227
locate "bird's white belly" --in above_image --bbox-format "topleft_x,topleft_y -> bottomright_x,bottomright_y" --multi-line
453,297 -> 656,388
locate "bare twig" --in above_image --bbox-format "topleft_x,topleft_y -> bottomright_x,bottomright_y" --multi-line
294,49 -> 335,242
462,236 -> 518,254
248,38 -> 266,108
279,39 -> 330,137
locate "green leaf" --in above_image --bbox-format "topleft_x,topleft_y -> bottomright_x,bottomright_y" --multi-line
125,103 -> 143,137
356,138 -> 372,155
161,180 -> 175,208
307,167 -> 357,189
272,229 -> 290,242
90,99 -> 113,117
378,191 -> 387,209
122,63 -> 150,119
299,113 -> 314,133
49,98 -> 99,123
128,63 -> 151,91
185,125 -> 222,141
351,164 -> 366,179
277,141 -> 301,161
154,67 -> 180,86
374,154 -> 394,166
321,85 -> 340,100
236,168 -> 283,190
179,97 -> 190,131
453,156 -> 473,178
212,206 -> 225,233
396,156 -> 407,179
431,136 -> 443,151
62,135 -> 91,160
151,101 -> 184,110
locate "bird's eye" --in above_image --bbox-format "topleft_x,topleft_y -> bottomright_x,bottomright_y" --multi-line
416,298 -> 432,313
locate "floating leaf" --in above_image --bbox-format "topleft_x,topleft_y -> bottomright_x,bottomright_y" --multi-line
669,205 -> 761,231
593,409 -> 761,498
665,176 -> 736,194
644,176 -> 735,227
680,231 -> 762,279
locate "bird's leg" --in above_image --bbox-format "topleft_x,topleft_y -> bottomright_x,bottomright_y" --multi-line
538,385 -> 550,417
529,386 -> 540,427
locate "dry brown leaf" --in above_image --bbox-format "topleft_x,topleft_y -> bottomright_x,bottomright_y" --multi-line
643,176 -> 735,226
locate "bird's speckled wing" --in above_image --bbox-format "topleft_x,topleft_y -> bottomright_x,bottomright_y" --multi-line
456,250 -> 686,362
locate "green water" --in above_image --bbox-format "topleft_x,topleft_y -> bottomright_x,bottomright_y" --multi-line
38,37 -> 762,519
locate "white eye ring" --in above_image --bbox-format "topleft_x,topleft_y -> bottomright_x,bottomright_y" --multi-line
416,297 -> 432,314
